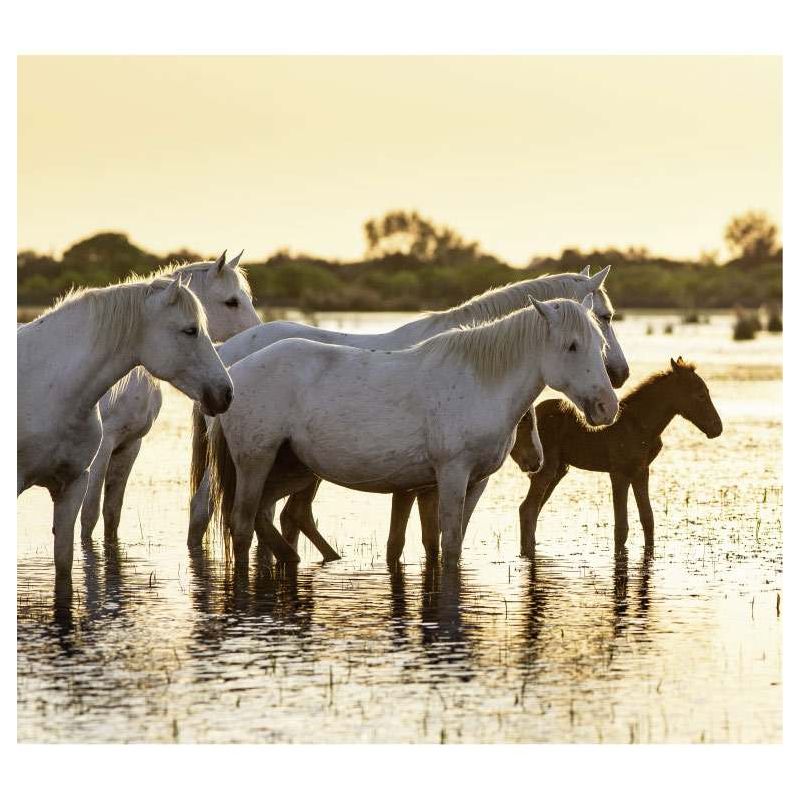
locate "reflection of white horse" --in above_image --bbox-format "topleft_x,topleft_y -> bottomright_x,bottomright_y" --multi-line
189,266 -> 627,551
17,277 -> 233,578
79,251 -> 259,540
207,296 -> 618,567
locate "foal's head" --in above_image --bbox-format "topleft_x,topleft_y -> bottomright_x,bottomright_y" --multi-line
667,358 -> 723,438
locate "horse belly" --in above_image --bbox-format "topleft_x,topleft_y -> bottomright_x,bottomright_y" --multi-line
290,427 -> 435,493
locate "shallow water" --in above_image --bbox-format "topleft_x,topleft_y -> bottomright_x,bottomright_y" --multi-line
17,311 -> 782,743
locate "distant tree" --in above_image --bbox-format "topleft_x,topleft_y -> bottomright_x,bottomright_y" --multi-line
724,211 -> 779,262
364,210 -> 479,263
62,232 -> 158,282
698,249 -> 719,268
164,248 -> 204,265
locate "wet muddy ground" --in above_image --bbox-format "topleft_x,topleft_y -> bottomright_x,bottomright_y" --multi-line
17,311 -> 782,742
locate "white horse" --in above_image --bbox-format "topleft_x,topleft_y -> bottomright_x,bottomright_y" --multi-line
188,266 -> 626,550
206,296 -> 618,567
17,276 -> 233,578
79,250 -> 260,540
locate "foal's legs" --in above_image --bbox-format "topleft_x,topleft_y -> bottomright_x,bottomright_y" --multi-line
418,489 -> 440,559
519,459 -> 563,557
187,469 -> 212,547
102,439 -> 142,538
610,471 -> 632,550
280,480 -> 341,562
386,491 -> 416,563
80,438 -> 115,540
630,467 -> 655,546
435,465 -> 470,563
52,470 -> 90,579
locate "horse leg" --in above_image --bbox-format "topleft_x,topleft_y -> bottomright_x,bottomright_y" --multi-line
102,439 -> 142,538
386,491 -> 416,564
279,479 -> 319,550
417,488 -> 440,559
249,501 -> 301,565
461,477 -> 489,541
285,483 -> 341,562
631,467 -> 655,547
519,459 -> 560,557
435,465 -> 470,564
80,439 -> 114,541
610,471 -> 631,550
187,469 -> 212,547
253,500 -> 276,565
52,470 -> 90,580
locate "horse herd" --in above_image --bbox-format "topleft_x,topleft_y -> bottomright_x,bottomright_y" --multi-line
17,254 -> 722,581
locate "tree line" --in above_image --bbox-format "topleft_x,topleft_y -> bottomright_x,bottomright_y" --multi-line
17,210 -> 782,311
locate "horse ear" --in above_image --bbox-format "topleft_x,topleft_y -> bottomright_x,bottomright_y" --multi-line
530,297 -> 555,326
581,293 -> 594,311
214,250 -> 227,274
163,277 -> 182,305
586,264 -> 611,292
670,357 -> 680,371
581,265 -> 592,277
227,250 -> 244,270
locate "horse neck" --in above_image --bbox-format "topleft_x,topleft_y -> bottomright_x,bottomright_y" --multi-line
621,375 -> 678,439
450,312 -> 548,420
52,300 -> 141,413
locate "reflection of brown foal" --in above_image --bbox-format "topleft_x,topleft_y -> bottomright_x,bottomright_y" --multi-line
511,358 -> 723,555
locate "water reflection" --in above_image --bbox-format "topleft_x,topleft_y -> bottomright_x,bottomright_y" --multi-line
419,561 -> 474,682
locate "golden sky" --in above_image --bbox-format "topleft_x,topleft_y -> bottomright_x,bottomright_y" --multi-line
18,56 -> 781,265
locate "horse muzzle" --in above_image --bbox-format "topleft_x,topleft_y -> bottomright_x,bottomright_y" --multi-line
582,392 -> 618,427
201,382 -> 233,416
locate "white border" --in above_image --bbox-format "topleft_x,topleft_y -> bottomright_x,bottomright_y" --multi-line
4,1 -> 794,796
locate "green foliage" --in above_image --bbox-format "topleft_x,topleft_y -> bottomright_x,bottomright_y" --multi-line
16,213 -> 784,313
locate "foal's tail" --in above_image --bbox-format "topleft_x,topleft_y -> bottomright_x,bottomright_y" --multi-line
206,418 -> 237,560
189,404 -> 208,496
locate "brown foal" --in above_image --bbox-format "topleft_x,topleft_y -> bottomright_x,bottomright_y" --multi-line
511,358 -> 723,555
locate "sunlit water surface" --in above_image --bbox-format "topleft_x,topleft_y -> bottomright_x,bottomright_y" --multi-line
18,311 -> 782,743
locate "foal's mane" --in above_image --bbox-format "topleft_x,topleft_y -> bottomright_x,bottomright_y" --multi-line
421,272 -> 612,332
619,360 -> 697,408
417,299 -> 605,382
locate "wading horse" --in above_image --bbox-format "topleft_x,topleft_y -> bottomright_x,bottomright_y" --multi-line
17,276 -> 233,578
188,266 -> 628,560
80,251 -> 259,540
510,358 -> 722,553
205,296 -> 618,568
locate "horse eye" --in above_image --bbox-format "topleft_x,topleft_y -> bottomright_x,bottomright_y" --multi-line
224,298 -> 239,308
182,326 -> 198,337
568,342 -> 578,352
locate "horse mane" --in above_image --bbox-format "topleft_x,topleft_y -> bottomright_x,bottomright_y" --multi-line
42,273 -> 208,355
420,272 -> 612,332
417,299 -> 605,382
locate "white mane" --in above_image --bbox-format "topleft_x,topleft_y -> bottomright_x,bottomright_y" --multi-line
421,272 -> 613,332
41,274 -> 207,355
418,299 -> 606,382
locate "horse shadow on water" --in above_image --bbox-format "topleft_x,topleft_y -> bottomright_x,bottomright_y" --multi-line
31,534 -> 656,708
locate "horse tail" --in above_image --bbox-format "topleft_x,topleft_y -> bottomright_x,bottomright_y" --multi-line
189,403 -> 208,496
206,418 -> 236,561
